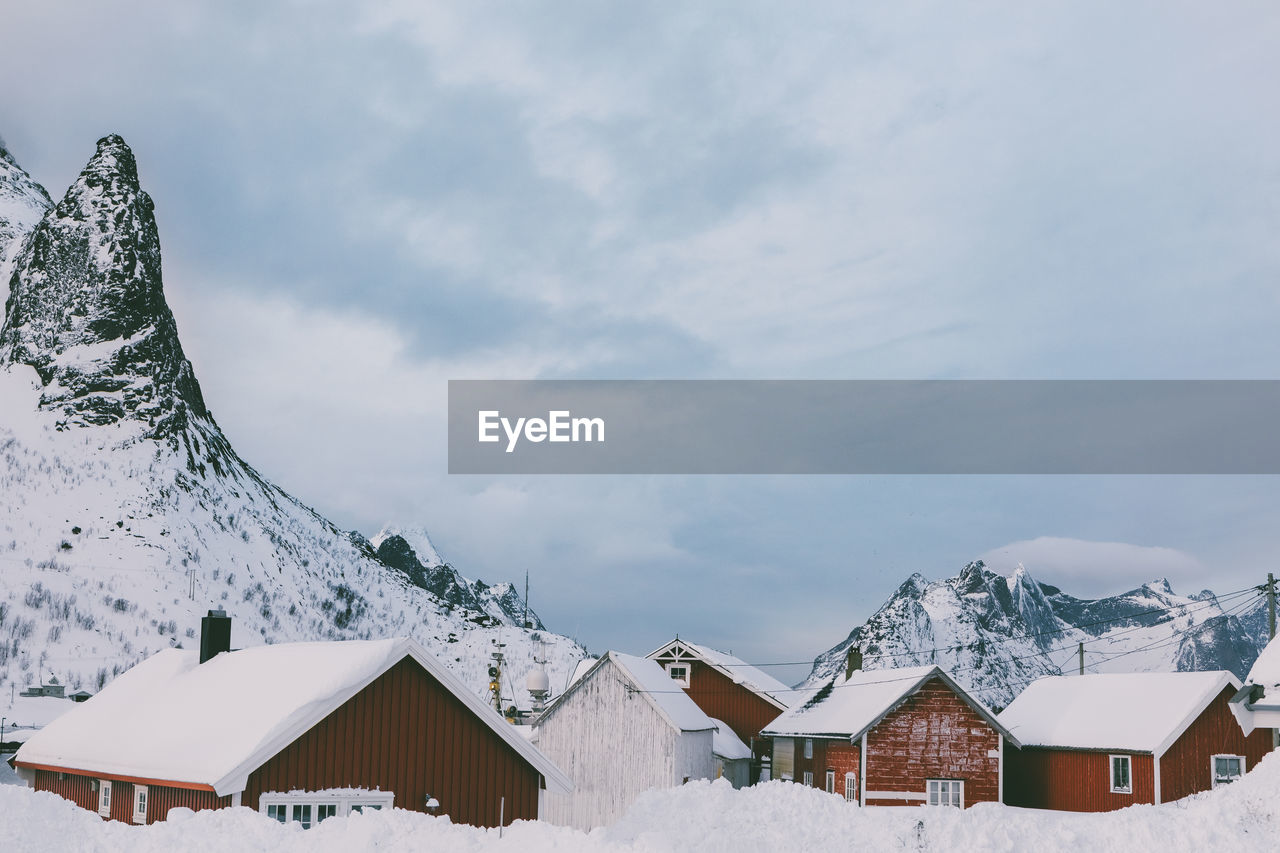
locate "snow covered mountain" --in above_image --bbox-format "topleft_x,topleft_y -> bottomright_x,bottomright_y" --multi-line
803,560 -> 1268,709
0,135 -> 583,710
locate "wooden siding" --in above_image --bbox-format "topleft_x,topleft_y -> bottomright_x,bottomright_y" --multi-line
1159,685 -> 1274,802
653,654 -> 784,744
31,770 -> 229,824
1004,747 -> 1154,811
242,656 -> 541,827
863,677 -> 1001,808
792,738 -> 860,800
537,656 -> 715,830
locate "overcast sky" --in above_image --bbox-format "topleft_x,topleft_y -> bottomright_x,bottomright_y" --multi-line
4,1 -> 1280,679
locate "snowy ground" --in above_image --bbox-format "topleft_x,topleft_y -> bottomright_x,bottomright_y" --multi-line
3,751 -> 1279,852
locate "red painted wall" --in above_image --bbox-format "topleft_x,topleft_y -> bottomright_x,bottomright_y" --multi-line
243,656 -> 541,827
653,655 -> 784,744
1004,748 -> 1154,811
863,677 -> 1001,808
1159,685 -> 1273,802
30,770 -> 228,824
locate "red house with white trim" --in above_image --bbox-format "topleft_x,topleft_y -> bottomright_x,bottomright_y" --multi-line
12,613 -> 570,827
647,638 -> 791,778
761,663 -> 1016,807
1000,671 -> 1272,811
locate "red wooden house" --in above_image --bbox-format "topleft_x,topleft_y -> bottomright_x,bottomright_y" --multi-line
647,638 -> 791,777
760,663 -> 1017,807
12,612 -> 570,827
1000,671 -> 1272,811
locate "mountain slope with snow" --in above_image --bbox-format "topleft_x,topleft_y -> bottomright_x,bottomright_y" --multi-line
0,135 -> 583,710
803,561 -> 1268,709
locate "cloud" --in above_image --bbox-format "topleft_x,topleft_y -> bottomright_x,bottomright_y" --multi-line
980,536 -> 1206,597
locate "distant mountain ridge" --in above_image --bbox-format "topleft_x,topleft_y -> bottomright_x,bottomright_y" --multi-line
803,560 -> 1268,708
0,134 -> 580,707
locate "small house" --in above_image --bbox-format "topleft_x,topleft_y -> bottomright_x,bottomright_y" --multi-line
761,662 -> 1015,807
647,638 -> 791,779
1229,635 -> 1280,741
1000,671 -> 1272,811
533,651 -> 750,830
13,611 -> 570,827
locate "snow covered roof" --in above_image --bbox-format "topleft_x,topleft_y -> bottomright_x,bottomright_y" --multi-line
608,653 -> 717,733
1244,635 -> 1280,691
14,638 -> 571,796
998,671 -> 1240,755
761,665 -> 1012,745
708,718 -> 753,762
646,639 -> 792,709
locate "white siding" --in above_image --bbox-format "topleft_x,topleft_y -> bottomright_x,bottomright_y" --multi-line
536,657 -> 713,829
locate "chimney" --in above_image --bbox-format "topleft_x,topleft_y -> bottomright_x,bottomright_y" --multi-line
200,609 -> 231,663
844,646 -> 863,680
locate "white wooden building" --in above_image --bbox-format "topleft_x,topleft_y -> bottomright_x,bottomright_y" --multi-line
534,651 -> 741,829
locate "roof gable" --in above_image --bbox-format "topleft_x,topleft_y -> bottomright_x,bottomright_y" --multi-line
538,652 -> 716,735
15,638 -> 571,796
647,639 -> 791,709
998,671 -> 1239,755
762,666 -> 1015,745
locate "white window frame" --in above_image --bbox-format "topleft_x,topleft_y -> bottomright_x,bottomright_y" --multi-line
926,779 -> 963,808
1109,754 -> 1132,794
1211,754 -> 1245,788
844,772 -> 857,803
802,771 -> 814,787
258,790 -> 395,826
97,780 -> 112,817
825,769 -> 835,794
665,663 -> 691,688
803,738 -> 814,760
132,784 -> 148,824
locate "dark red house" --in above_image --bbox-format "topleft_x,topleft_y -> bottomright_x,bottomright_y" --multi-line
761,664 -> 1016,807
647,638 -> 791,777
13,614 -> 570,827
1000,671 -> 1272,811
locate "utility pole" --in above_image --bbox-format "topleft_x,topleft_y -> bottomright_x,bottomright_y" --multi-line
1078,642 -> 1084,675
1268,573 -> 1276,640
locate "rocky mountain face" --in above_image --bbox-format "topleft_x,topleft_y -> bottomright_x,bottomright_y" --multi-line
804,560 -> 1269,709
0,135 -> 581,708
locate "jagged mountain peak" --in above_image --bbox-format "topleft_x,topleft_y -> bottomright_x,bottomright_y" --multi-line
804,561 -> 1268,708
1,133 -> 210,440
0,140 -> 52,291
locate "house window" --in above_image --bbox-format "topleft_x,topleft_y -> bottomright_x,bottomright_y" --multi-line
98,780 -> 112,817
259,790 -> 395,826
1110,755 -> 1132,794
844,772 -> 857,803
825,770 -> 835,794
927,779 -> 963,808
1212,755 -> 1245,787
803,738 -> 813,760
666,664 -> 690,688
132,785 -> 148,824
803,771 -> 814,786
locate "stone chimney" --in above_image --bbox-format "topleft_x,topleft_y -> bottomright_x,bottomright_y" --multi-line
844,646 -> 863,680
199,609 -> 231,663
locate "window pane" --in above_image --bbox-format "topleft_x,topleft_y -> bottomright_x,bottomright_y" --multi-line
293,804 -> 312,829
316,804 -> 337,822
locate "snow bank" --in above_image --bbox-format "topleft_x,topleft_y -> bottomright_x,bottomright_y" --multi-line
6,748 -> 1280,852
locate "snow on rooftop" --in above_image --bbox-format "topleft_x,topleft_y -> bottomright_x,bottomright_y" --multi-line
708,718 -> 752,762
610,653 -> 715,733
564,657 -> 598,692
683,642 -> 793,706
763,665 -> 940,738
1,694 -> 80,729
998,671 -> 1238,753
1245,634 -> 1280,689
15,639 -> 405,791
